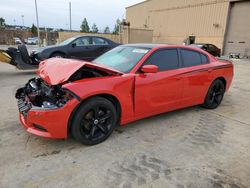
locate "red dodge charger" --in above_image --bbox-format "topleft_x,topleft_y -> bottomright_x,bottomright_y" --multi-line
16,44 -> 233,145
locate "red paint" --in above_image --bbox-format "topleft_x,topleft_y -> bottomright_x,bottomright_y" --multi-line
38,58 -> 122,85
19,45 -> 234,139
141,65 -> 159,73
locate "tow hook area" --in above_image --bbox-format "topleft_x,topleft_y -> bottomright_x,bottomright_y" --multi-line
16,88 -> 32,117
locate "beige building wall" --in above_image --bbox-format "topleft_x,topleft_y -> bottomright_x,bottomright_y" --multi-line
126,0 -> 231,49
122,28 -> 153,43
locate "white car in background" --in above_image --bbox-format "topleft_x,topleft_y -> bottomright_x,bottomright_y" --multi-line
13,37 -> 22,45
27,37 -> 39,45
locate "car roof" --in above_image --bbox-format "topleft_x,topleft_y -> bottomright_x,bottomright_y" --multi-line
192,43 -> 215,46
120,44 -> 215,58
122,43 -> 206,50
122,43 -> 167,49
72,35 -> 116,43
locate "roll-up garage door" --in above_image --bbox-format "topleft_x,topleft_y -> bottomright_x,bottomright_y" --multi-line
224,1 -> 250,57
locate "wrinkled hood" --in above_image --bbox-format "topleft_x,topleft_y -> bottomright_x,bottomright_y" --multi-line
37,58 -> 123,85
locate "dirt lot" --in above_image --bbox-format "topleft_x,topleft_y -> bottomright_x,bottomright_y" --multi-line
0,51 -> 250,187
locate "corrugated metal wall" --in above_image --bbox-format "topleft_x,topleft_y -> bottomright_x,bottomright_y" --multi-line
121,27 -> 153,43
151,1 -> 229,48
126,0 -> 230,49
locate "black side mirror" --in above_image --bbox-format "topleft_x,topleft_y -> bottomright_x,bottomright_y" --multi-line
72,43 -> 76,48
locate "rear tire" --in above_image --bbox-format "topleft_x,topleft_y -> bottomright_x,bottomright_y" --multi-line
203,79 -> 225,109
71,97 -> 118,145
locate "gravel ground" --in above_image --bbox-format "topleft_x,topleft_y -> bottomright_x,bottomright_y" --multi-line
0,46 -> 250,188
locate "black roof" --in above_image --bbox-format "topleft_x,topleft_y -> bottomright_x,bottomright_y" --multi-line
191,43 -> 208,46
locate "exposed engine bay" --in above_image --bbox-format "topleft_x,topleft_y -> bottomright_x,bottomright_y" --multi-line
68,66 -> 110,82
16,78 -> 70,109
15,66 -> 111,113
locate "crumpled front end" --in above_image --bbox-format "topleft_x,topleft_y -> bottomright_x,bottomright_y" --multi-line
15,78 -> 80,139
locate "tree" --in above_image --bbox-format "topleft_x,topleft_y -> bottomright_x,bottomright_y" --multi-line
104,26 -> 110,34
31,24 -> 37,36
91,23 -> 98,33
80,18 -> 90,33
113,19 -> 121,34
0,17 -> 5,28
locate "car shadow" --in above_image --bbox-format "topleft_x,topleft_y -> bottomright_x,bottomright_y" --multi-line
24,105 -> 206,154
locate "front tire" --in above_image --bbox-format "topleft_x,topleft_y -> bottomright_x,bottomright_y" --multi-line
71,97 -> 118,145
203,79 -> 225,109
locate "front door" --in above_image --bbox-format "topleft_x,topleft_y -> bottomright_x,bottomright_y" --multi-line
179,48 -> 212,106
68,36 -> 93,61
134,48 -> 183,118
91,37 -> 111,59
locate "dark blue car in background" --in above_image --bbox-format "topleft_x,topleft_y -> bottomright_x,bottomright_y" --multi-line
31,35 -> 120,62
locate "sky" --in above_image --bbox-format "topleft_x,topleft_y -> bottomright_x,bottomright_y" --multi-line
0,0 -> 144,32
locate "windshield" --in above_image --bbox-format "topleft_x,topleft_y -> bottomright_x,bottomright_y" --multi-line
93,46 -> 150,73
59,37 -> 77,45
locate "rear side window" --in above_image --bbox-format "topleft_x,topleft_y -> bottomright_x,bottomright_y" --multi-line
201,54 -> 209,64
92,37 -> 108,45
180,49 -> 208,67
144,49 -> 179,71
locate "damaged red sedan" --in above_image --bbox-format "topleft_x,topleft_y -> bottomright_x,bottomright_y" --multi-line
15,44 -> 233,145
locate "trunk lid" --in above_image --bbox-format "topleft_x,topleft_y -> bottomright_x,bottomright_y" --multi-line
37,58 -> 123,85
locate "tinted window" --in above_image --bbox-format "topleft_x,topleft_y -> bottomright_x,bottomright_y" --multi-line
74,37 -> 91,46
208,44 -> 216,50
92,37 -> 108,45
201,54 -> 209,64
181,49 -> 202,67
144,49 -> 179,71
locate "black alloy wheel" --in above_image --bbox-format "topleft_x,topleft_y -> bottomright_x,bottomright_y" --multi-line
203,79 -> 225,109
71,97 -> 117,145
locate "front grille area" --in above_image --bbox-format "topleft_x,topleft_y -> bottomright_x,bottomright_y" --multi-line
18,99 -> 32,117
33,124 -> 48,132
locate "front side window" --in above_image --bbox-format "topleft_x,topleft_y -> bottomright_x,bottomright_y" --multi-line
144,49 -> 179,71
181,49 -> 203,67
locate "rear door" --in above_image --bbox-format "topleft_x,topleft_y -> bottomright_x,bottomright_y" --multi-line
179,48 -> 212,107
135,48 -> 183,117
91,37 -> 112,59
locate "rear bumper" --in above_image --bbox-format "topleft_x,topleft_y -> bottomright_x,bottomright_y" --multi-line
18,98 -> 79,139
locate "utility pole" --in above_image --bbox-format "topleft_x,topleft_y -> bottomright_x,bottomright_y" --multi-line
21,15 -> 24,28
69,2 -> 72,31
35,0 -> 41,46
